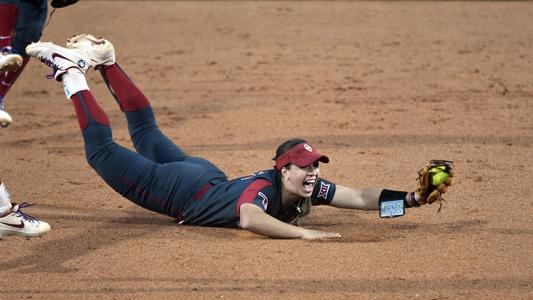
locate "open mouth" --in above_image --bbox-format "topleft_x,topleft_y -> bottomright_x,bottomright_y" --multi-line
302,179 -> 316,193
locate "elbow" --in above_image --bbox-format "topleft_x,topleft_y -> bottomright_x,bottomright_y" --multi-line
238,204 -> 256,230
239,216 -> 251,230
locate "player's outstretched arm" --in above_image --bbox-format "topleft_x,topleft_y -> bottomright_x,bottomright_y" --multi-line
329,160 -> 455,211
239,203 -> 341,240
329,185 -> 383,210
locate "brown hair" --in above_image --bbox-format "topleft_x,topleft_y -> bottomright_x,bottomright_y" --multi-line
274,138 -> 312,226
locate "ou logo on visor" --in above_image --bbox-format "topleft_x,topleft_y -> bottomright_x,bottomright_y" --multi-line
304,144 -> 313,152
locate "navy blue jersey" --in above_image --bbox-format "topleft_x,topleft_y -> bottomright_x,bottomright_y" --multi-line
72,60 -> 338,232
180,169 -> 336,228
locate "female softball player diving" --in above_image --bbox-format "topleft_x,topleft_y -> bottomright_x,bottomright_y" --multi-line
25,34 -> 453,240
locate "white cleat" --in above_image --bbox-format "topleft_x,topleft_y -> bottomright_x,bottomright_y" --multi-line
0,182 -> 50,238
0,108 -> 12,127
0,47 -> 22,73
66,34 -> 115,69
0,203 -> 51,238
0,54 -> 22,73
26,41 -> 91,80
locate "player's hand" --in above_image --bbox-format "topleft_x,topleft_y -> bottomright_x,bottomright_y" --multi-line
415,160 -> 454,211
302,229 -> 341,240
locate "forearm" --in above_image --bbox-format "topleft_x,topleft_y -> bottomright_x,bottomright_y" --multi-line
330,186 -> 382,210
239,204 -> 340,239
330,186 -> 423,210
242,211 -> 306,239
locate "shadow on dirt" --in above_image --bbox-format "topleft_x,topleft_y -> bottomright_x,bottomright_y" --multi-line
1,204 -> 530,273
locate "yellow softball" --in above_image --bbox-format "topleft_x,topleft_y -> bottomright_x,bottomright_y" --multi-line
429,166 -> 449,186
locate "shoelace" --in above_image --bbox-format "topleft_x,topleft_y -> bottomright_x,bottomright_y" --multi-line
0,46 -> 13,56
12,202 -> 40,224
35,55 -> 59,79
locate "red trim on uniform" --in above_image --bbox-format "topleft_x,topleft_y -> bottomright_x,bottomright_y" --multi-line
192,183 -> 213,200
102,64 -> 150,112
71,90 -> 110,130
0,3 -> 18,47
236,179 -> 272,216
71,94 -> 88,130
82,90 -> 110,126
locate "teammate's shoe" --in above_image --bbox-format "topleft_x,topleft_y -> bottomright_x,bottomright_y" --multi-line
0,203 -> 51,238
0,95 -> 12,127
0,106 -> 12,127
0,47 -> 22,73
66,34 -> 115,69
0,181 -> 50,238
26,42 -> 91,80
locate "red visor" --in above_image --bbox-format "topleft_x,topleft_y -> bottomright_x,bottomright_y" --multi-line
274,142 -> 329,170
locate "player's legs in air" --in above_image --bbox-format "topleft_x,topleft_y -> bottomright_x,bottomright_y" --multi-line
66,35 -> 225,174
26,39 -> 226,218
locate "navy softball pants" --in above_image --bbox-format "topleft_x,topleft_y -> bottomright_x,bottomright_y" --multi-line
0,0 -> 47,55
71,65 -> 227,219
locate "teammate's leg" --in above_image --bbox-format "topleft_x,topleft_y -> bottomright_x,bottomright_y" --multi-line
0,0 -> 21,126
1,0 -> 47,92
0,0 -> 47,126
10,0 -> 47,56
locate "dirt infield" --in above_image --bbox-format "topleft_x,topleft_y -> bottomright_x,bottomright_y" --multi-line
1,1 -> 532,299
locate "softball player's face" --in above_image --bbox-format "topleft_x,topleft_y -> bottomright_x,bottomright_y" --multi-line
284,161 -> 320,197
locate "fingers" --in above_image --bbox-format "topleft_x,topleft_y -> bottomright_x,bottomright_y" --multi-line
303,230 -> 342,240
448,168 -> 455,178
444,176 -> 453,187
316,231 -> 341,239
326,232 -> 342,239
426,190 -> 441,204
437,183 -> 448,194
419,166 -> 430,194
424,183 -> 451,205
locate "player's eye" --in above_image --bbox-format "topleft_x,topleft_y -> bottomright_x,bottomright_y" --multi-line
302,162 -> 319,172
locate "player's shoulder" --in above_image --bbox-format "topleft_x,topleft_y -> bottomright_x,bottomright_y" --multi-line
240,170 -> 277,194
238,169 -> 277,183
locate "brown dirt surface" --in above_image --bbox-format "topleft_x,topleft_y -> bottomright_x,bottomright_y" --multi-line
1,2 -> 532,299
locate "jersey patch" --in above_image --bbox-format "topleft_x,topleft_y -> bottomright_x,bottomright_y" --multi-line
317,181 -> 331,200
236,179 -> 272,216
311,178 -> 336,205
258,192 -> 269,210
